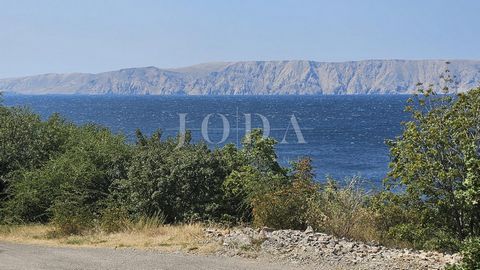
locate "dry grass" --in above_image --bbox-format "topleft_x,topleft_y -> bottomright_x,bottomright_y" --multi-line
0,223 -> 221,254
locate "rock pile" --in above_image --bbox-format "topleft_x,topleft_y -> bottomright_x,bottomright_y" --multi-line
205,227 -> 460,270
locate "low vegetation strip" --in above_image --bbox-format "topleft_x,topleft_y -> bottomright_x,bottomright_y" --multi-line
0,223 -> 217,253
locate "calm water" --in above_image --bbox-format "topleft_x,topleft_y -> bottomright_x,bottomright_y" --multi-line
4,95 -> 410,186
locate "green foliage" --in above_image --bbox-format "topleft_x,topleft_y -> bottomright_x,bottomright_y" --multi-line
0,104 -> 74,222
222,165 -> 287,221
252,157 -> 317,229
0,110 -> 71,201
0,105 -> 289,231
386,81 -> 480,249
221,129 -> 288,222
115,130 -> 228,223
50,184 -> 95,235
446,237 -> 480,270
99,202 -> 130,233
368,191 -> 460,251
3,123 -> 131,223
239,129 -> 286,175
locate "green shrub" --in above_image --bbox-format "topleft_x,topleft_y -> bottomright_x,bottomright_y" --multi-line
0,110 -> 72,209
368,190 -> 462,251
251,157 -> 317,230
3,124 -> 131,224
222,165 -> 287,222
50,185 -> 95,235
0,110 -> 70,177
252,178 -> 316,229
239,129 -> 286,175
446,237 -> 480,270
221,130 -> 288,222
99,203 -> 130,233
116,130 -> 228,223
385,223 -> 460,251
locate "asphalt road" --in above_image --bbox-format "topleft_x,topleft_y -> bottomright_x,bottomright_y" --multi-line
0,242 -> 308,270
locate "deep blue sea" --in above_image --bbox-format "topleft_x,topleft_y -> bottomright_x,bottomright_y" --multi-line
3,95 -> 410,187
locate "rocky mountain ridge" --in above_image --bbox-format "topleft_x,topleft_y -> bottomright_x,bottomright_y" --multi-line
1,60 -> 480,95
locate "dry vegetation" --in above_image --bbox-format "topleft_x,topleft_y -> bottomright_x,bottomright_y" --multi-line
0,222 -> 221,254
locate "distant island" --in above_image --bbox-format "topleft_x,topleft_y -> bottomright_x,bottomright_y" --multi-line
1,60 -> 479,95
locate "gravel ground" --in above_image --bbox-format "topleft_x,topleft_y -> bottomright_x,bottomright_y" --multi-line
0,242 -> 311,270
207,227 -> 461,270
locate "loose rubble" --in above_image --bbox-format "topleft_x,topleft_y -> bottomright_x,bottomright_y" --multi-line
205,226 -> 461,270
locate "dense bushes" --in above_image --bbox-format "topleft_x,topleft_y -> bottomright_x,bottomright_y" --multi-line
0,101 -> 295,232
2,124 -> 131,230
113,130 -> 228,223
0,109 -> 71,204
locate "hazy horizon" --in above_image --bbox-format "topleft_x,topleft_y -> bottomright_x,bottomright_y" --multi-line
1,0 -> 479,78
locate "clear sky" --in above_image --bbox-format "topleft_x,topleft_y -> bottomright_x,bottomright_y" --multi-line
1,0 -> 479,78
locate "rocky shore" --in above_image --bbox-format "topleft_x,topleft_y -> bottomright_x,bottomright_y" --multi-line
205,227 -> 460,270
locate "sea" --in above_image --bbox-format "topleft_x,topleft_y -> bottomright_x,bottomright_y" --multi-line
3,95 -> 411,187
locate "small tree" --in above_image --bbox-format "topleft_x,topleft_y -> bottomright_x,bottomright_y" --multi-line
221,129 -> 288,222
386,74 -> 480,244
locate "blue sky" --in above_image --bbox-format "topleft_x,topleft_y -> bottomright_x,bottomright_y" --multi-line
1,0 -> 479,78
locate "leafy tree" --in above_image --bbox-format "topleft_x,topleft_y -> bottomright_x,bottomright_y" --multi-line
386,83 -> 480,246
240,129 -> 286,175
221,129 -> 288,222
